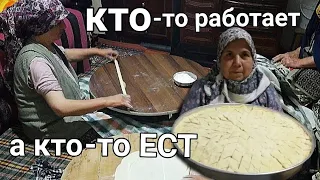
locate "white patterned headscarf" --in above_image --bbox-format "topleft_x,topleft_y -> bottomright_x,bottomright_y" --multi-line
180,27 -> 283,115
217,27 -> 256,68
203,27 -> 272,104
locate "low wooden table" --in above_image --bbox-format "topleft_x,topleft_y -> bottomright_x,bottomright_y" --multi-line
89,53 -> 209,116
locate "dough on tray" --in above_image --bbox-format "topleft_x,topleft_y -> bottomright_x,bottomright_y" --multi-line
173,104 -> 313,174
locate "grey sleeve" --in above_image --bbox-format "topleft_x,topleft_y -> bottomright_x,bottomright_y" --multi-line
265,85 -> 283,112
180,79 -> 204,115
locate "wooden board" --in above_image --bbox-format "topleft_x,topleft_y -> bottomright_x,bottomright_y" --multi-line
89,53 -> 209,116
61,134 -> 174,180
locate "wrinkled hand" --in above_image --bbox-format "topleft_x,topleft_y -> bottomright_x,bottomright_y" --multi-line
280,57 -> 301,69
272,53 -> 301,69
109,94 -> 132,108
272,53 -> 290,62
100,48 -> 119,60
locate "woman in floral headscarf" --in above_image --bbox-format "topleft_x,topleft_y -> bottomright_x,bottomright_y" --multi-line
180,27 -> 282,115
0,0 -> 132,143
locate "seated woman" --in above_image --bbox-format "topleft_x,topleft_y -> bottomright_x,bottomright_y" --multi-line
272,1 -> 320,108
273,1 -> 320,70
0,0 -> 132,143
180,27 -> 282,115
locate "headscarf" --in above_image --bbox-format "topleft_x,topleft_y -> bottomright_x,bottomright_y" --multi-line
0,0 -> 69,91
202,27 -> 271,104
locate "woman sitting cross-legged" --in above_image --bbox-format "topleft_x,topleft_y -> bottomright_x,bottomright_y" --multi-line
0,0 -> 132,144
180,27 -> 282,115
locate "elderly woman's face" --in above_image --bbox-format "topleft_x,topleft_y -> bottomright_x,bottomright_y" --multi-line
220,39 -> 254,81
37,20 -> 66,42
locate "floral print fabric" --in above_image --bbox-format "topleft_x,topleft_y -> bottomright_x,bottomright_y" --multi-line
0,0 -> 69,90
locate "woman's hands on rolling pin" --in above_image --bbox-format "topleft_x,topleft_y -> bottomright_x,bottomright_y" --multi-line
99,48 -> 119,60
105,94 -> 133,109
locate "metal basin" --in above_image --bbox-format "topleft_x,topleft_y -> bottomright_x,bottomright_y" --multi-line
172,104 -> 316,180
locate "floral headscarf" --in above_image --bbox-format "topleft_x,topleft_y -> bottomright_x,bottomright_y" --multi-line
0,0 -> 69,91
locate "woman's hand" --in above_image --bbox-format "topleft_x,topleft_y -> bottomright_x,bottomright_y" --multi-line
63,48 -> 119,62
106,94 -> 133,108
279,57 -> 302,69
272,52 -> 302,69
44,91 -> 132,117
99,48 -> 119,60
272,53 -> 291,62
272,47 -> 301,63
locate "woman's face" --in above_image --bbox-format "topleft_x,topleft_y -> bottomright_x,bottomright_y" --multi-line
36,20 -> 66,43
220,39 -> 254,81
48,20 -> 66,41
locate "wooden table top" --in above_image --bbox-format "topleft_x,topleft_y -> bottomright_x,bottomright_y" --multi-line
61,133 -> 174,180
89,53 -> 209,116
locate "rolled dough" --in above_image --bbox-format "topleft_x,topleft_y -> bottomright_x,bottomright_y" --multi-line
115,150 -> 190,180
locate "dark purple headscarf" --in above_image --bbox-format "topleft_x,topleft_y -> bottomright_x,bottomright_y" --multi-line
0,0 -> 69,91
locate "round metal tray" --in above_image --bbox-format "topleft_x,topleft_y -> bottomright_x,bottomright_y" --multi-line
172,103 -> 316,180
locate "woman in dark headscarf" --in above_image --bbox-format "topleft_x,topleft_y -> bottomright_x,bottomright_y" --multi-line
0,0 -> 132,143
180,27 -> 282,115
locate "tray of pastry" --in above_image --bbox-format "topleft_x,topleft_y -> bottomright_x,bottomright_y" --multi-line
172,103 -> 316,180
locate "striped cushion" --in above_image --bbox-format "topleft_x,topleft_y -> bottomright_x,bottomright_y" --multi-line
55,8 -> 91,74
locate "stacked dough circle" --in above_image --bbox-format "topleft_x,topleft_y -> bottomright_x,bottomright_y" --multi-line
173,104 -> 313,174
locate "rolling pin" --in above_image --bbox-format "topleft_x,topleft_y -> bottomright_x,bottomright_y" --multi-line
114,58 -> 127,95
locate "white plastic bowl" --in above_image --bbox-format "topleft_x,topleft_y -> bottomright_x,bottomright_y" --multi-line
173,71 -> 197,87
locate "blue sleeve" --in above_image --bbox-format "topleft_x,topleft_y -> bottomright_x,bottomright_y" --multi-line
312,31 -> 320,70
179,79 -> 204,116
299,1 -> 320,70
